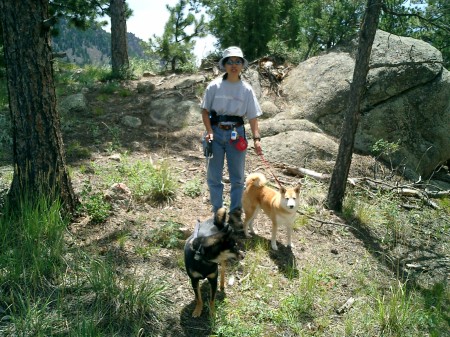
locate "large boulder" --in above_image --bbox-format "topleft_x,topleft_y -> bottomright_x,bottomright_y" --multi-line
149,98 -> 202,129
281,30 -> 450,178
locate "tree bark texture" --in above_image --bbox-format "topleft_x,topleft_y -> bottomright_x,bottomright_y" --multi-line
0,0 -> 78,214
110,0 -> 129,78
326,0 -> 382,212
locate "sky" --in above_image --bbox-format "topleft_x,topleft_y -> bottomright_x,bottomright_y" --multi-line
108,0 -> 217,62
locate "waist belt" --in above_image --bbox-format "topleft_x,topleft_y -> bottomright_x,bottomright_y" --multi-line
210,112 -> 244,125
217,123 -> 242,130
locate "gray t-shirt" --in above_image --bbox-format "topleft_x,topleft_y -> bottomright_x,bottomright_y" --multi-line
200,77 -> 262,120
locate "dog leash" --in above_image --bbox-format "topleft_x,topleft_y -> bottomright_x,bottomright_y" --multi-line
204,139 -> 213,176
258,153 -> 283,189
193,220 -> 200,239
193,220 -> 203,261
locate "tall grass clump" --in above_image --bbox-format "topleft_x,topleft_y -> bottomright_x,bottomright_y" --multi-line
342,192 -> 379,225
0,191 -> 67,288
104,158 -> 178,204
0,191 -> 67,335
376,281 -> 422,336
146,161 -> 177,204
183,176 -> 202,198
82,257 -> 170,335
54,61 -> 112,95
79,182 -> 112,224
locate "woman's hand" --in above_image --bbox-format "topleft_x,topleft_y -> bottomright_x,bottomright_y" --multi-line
254,139 -> 262,155
205,132 -> 214,142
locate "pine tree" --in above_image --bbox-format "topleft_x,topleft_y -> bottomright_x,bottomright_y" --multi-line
0,0 -> 78,214
147,0 -> 207,72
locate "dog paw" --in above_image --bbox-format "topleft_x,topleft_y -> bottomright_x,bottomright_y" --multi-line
271,243 -> 278,250
244,232 -> 252,238
192,306 -> 202,318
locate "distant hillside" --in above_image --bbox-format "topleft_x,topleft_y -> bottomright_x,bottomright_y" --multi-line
52,20 -> 147,66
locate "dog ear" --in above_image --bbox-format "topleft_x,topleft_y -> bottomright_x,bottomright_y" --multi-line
280,186 -> 286,194
295,184 -> 301,193
214,208 -> 227,229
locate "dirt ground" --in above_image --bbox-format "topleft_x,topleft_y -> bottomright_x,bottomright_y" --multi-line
1,73 -> 447,336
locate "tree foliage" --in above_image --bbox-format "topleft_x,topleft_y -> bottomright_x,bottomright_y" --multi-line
145,0 -> 207,72
380,0 -> 450,67
199,0 -> 367,61
199,0 -> 282,61
198,0 -> 449,66
49,0 -> 110,30
281,0 -> 365,60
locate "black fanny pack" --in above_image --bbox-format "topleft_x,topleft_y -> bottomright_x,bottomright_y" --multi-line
209,110 -> 244,125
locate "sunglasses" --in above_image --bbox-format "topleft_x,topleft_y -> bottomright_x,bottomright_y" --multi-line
225,59 -> 243,66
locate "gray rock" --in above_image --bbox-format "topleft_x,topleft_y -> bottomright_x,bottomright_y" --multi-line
121,116 -> 142,128
59,93 -> 89,115
149,98 -> 202,129
280,29 -> 449,178
260,101 -> 279,119
137,81 -> 155,94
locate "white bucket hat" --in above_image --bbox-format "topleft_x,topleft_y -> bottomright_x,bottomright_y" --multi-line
218,46 -> 249,70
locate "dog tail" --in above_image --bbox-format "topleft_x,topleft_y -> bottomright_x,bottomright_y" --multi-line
213,207 -> 227,229
245,172 -> 267,188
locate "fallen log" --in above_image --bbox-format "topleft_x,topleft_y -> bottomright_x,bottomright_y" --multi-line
276,164 -> 442,209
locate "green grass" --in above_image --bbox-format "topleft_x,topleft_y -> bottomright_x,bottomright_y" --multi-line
76,157 -> 179,225
0,191 -> 170,336
0,192 -> 67,288
97,156 -> 178,205
183,176 -> 202,198
376,281 -> 420,336
0,63 -> 448,336
1,159 -> 448,337
145,220 -> 184,249
80,190 -> 112,224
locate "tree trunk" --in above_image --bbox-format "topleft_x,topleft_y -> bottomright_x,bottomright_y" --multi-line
110,0 -> 129,78
326,0 -> 382,212
0,0 -> 78,214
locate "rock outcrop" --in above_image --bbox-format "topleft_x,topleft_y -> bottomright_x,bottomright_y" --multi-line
280,30 -> 449,179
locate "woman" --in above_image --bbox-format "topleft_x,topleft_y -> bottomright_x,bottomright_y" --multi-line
201,46 -> 263,221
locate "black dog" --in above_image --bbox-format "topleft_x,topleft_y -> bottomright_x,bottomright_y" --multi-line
184,208 -> 244,317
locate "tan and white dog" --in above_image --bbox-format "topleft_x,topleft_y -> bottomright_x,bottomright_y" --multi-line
242,172 -> 301,250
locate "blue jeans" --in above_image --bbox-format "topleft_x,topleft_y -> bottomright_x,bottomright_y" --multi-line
204,125 -> 246,213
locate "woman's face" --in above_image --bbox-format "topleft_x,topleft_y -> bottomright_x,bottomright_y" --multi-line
224,57 -> 243,75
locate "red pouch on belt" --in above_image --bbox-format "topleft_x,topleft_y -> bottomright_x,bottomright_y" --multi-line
230,136 -> 248,151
